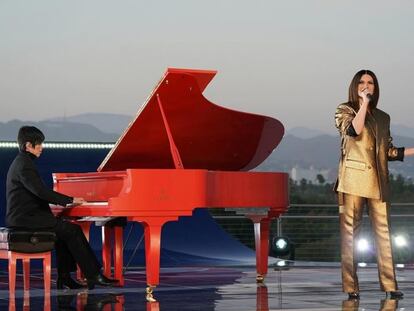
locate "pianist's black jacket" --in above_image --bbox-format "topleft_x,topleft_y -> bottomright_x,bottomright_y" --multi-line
6,151 -> 73,229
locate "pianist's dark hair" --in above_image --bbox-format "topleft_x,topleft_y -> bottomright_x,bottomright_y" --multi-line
348,69 -> 379,111
17,126 -> 45,152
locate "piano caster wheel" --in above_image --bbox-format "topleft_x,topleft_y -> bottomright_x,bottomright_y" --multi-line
256,275 -> 265,283
146,286 -> 157,302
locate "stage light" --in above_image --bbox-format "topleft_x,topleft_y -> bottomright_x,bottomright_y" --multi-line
394,235 -> 407,248
42,142 -> 114,149
271,236 -> 294,258
357,238 -> 369,252
0,141 -> 115,149
276,260 -> 287,267
0,142 -> 18,148
275,238 -> 288,250
393,234 -> 410,266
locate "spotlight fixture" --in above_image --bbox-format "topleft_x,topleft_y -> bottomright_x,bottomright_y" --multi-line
276,260 -> 287,267
271,236 -> 294,258
357,238 -> 369,252
393,234 -> 410,267
0,141 -> 114,149
394,235 -> 407,248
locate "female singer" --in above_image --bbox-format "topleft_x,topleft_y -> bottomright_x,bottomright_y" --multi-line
334,69 -> 414,299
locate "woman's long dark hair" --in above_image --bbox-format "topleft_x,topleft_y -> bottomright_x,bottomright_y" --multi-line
348,69 -> 380,111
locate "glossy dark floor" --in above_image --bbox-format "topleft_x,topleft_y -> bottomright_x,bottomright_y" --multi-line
0,265 -> 412,310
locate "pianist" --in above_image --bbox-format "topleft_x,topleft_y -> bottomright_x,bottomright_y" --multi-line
5,126 -> 118,289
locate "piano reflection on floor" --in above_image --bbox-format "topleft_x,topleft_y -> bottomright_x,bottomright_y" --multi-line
52,68 -> 289,301
146,284 -> 270,311
6,286 -> 402,311
8,291 -> 124,311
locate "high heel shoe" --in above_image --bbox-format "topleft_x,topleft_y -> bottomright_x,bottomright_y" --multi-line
348,292 -> 360,300
56,275 -> 86,289
87,273 -> 118,290
386,291 -> 404,299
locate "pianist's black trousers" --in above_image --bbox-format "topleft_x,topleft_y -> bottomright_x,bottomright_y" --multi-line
53,218 -> 101,279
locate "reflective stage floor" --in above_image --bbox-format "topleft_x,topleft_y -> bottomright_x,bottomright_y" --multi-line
0,265 -> 413,310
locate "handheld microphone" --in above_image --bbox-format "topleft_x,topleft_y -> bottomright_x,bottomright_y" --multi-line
366,93 -> 373,101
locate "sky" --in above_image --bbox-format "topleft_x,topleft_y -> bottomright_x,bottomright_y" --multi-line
1,1 -> 414,134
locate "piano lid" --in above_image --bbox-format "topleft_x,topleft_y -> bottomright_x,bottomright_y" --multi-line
98,68 -> 284,172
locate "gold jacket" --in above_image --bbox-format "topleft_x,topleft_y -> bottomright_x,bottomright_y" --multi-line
334,103 -> 404,202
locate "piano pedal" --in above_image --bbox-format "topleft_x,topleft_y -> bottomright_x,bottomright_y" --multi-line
256,275 -> 265,283
146,286 -> 157,302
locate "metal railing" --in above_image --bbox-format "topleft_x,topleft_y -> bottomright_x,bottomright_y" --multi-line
211,203 -> 414,262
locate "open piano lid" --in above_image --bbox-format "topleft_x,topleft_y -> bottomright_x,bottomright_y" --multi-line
98,68 -> 284,172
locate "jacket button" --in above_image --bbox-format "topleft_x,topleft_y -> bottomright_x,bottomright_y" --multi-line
367,165 -> 372,169
369,147 -> 374,151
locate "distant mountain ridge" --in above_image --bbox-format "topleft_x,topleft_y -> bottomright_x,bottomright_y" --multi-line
286,127 -> 333,139
0,113 -> 133,142
0,119 -> 119,142
45,113 -> 133,135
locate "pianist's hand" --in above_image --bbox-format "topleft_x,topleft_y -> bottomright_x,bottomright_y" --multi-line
71,197 -> 86,206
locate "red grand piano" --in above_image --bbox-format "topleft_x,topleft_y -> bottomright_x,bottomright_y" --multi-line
52,68 -> 288,301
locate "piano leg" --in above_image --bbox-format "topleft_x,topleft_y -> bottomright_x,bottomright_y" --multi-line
140,220 -> 166,303
250,216 -> 270,283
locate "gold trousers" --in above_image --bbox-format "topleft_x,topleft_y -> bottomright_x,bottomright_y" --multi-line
339,193 -> 397,293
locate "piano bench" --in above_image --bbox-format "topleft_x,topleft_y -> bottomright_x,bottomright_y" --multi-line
0,228 -> 55,294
